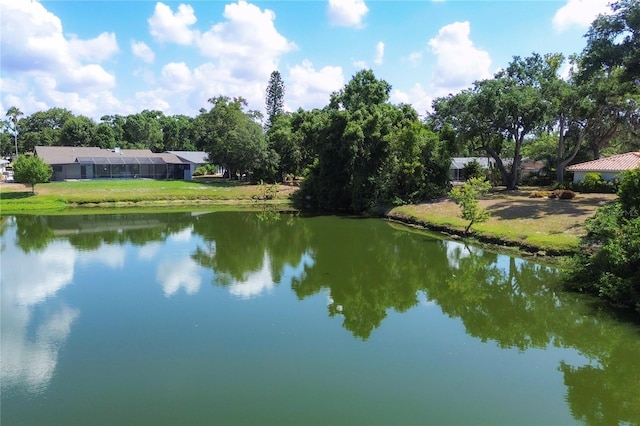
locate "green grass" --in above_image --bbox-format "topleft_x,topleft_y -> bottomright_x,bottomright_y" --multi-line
0,179 -> 294,214
386,194 -> 603,255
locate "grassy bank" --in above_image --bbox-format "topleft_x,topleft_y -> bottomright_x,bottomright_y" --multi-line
387,189 -> 616,255
1,180 -> 614,256
0,179 -> 297,213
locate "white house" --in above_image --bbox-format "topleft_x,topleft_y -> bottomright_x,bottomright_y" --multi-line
566,152 -> 640,182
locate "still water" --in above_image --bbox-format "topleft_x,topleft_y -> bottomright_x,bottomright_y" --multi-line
1,211 -> 639,425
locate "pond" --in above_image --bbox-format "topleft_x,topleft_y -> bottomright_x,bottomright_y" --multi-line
1,211 -> 639,425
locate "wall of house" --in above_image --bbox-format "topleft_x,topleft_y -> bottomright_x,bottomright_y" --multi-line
572,171 -> 621,182
51,164 -> 81,181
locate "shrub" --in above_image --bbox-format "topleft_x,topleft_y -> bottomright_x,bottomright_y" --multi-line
573,172 -> 619,193
194,164 -> 217,176
521,172 -> 554,186
529,190 -> 551,198
462,159 -> 485,181
549,189 -> 575,200
618,168 -> 640,218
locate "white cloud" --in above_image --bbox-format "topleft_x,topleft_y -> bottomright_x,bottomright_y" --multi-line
553,0 -> 611,33
0,0 -> 119,118
131,40 -> 155,64
148,2 -> 197,45
404,51 -> 422,67
227,253 -> 276,300
157,257 -> 202,296
374,41 -> 384,65
196,1 -> 296,81
168,227 -> 193,242
78,244 -> 126,269
287,60 -> 344,110
139,241 -> 162,260
328,0 -> 368,28
353,60 -> 368,69
390,83 -> 432,116
69,32 -> 119,62
160,62 -> 194,92
428,21 -> 492,96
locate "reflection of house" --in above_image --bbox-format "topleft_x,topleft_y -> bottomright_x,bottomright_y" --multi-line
35,146 -> 190,181
165,151 -> 223,179
566,152 -> 640,183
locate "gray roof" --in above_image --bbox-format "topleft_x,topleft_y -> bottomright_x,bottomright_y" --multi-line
166,151 -> 209,164
450,157 -> 495,169
35,146 -> 184,165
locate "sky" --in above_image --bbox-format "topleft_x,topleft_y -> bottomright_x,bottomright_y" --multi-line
0,0 -> 614,121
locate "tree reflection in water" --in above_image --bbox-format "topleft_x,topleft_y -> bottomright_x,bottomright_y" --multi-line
5,212 -> 640,424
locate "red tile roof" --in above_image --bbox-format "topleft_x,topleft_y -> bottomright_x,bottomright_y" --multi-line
566,152 -> 640,172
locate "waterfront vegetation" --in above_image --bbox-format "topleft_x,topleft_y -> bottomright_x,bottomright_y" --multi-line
0,179 -> 616,256
0,179 -> 296,212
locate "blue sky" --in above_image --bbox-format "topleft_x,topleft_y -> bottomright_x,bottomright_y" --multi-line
0,0 -> 613,120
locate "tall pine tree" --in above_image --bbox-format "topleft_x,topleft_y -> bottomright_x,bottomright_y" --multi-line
265,70 -> 285,129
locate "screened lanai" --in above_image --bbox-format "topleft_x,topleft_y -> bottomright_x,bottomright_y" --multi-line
35,146 -> 190,181
77,156 -> 174,179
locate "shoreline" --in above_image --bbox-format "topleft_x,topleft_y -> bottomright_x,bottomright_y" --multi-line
2,181 -> 615,257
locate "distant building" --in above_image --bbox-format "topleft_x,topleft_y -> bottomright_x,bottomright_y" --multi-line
566,152 -> 640,182
165,151 -> 224,179
450,156 -> 545,182
35,146 -> 189,181
450,157 -> 495,181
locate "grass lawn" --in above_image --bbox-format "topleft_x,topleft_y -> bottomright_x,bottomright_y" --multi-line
0,179 -> 298,213
387,189 -> 617,255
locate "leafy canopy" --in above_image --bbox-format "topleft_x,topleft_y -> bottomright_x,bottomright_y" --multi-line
12,154 -> 52,193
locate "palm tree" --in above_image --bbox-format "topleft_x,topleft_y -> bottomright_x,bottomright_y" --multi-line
5,106 -> 24,157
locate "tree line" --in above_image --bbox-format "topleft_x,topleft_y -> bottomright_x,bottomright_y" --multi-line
2,0 -> 639,207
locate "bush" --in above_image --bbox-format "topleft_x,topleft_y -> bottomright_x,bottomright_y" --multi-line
520,172 -> 554,186
573,172 -> 619,193
462,159 -> 485,181
549,189 -> 576,200
529,190 -> 551,198
618,168 -> 640,218
194,164 -> 217,176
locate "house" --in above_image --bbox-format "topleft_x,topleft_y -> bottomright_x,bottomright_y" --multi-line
566,152 -> 640,183
0,158 -> 12,182
165,151 -> 224,179
450,156 -> 545,182
35,146 -> 190,181
450,157 -> 495,181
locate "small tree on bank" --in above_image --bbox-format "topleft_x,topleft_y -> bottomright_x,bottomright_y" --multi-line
449,177 -> 491,234
12,155 -> 52,194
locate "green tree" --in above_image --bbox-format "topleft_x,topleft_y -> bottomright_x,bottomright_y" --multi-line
449,177 -> 491,234
432,53 -> 557,189
5,106 -> 23,156
566,168 -> 640,313
462,159 -> 485,181
19,108 -> 73,152
94,122 -> 117,149
618,167 -> 640,217
59,115 -> 96,147
12,154 -> 52,193
265,113 -> 303,180
160,114 -> 195,151
265,70 -> 286,129
122,110 -> 164,151
0,130 -> 13,157
580,0 -> 640,83
195,96 -> 268,180
304,70 -> 395,211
